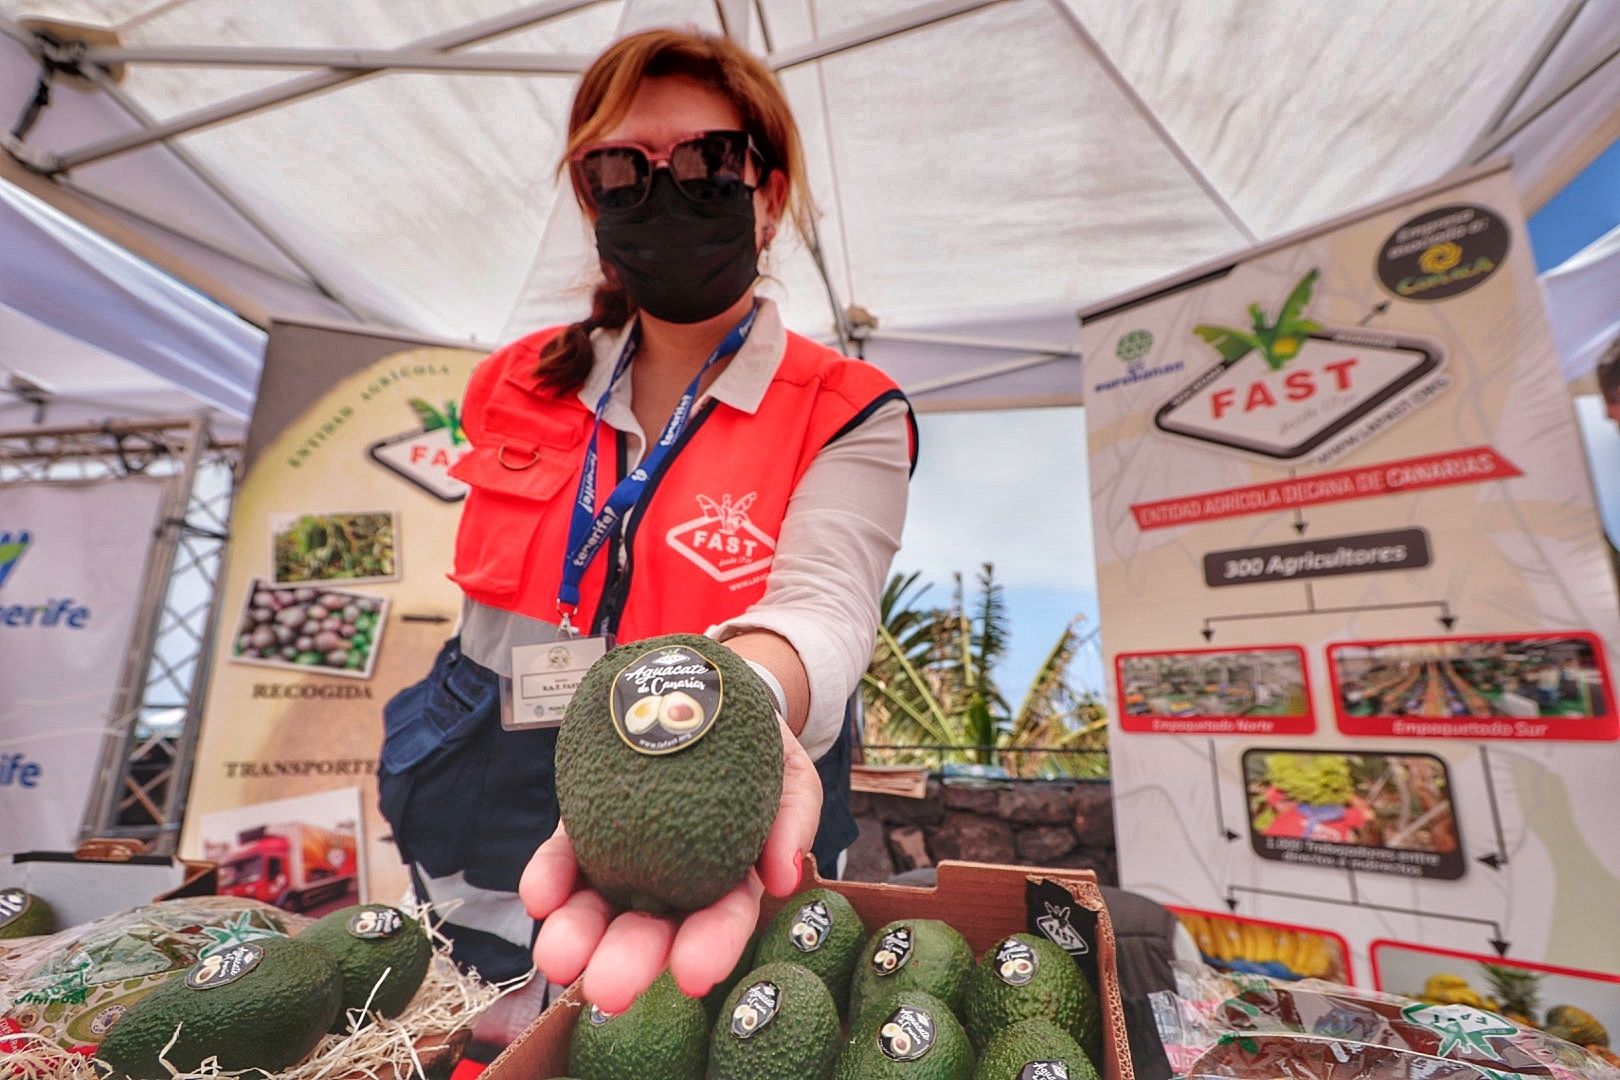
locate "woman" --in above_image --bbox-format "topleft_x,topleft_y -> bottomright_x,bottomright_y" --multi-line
378,28 -> 915,1017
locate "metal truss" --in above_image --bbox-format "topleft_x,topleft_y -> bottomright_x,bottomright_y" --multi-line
0,417 -> 240,852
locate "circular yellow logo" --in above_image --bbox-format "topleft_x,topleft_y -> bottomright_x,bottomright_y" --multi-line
1418,242 -> 1463,274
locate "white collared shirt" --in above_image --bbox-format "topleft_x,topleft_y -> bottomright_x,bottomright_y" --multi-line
579,298 -> 912,758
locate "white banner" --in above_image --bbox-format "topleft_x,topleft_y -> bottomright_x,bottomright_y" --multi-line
0,479 -> 168,849
1081,165 -> 1620,1014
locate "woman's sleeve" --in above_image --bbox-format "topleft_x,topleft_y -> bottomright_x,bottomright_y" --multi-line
708,398 -> 913,759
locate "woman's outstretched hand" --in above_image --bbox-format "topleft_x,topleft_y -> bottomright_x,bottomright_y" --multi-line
519,717 -> 822,1014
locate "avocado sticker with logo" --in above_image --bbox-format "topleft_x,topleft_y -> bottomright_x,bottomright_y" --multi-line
754,887 -> 866,1015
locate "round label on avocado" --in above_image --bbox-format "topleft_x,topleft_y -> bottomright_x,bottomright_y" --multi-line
1376,203 -> 1508,301
995,937 -> 1039,986
587,1004 -> 613,1026
729,980 -> 780,1039
0,888 -> 29,929
871,925 -> 913,976
791,900 -> 833,952
89,1004 -> 127,1037
879,1004 -> 935,1061
184,942 -> 262,990
1019,1064 -> 1070,1080
610,644 -> 723,756
347,906 -> 404,939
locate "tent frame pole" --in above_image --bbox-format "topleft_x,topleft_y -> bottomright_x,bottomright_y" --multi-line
74,62 -> 377,323
1463,0 -> 1588,157
46,0 -> 612,173
1042,0 -> 1257,245
76,44 -> 593,75
861,328 -> 1078,356
1467,38 -> 1620,165
767,0 -> 1009,70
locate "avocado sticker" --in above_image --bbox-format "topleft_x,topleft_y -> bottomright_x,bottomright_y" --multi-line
89,1003 -> 127,1037
185,942 -> 263,990
791,899 -> 833,953
1019,1065 -> 1070,1080
995,937 -> 1039,987
610,644 -> 723,755
587,1004 -> 613,1026
0,888 -> 29,929
347,906 -> 405,940
729,980 -> 780,1039
1377,204 -> 1508,301
879,1004 -> 935,1061
872,925 -> 913,976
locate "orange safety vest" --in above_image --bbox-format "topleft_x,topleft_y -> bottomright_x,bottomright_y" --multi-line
447,326 -> 915,640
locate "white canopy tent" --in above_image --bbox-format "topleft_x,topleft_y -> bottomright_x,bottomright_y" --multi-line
0,0 -> 1616,417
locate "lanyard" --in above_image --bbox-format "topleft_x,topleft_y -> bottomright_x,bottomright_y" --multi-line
556,304 -> 758,628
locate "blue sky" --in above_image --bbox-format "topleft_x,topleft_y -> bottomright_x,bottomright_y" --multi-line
896,139 -> 1620,712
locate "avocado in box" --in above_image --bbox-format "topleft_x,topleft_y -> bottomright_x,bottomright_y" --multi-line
479,861 -> 1135,1080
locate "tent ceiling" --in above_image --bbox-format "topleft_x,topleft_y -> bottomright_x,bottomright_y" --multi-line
0,0 -> 1616,411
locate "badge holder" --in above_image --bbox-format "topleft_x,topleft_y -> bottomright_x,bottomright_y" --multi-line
499,606 -> 611,731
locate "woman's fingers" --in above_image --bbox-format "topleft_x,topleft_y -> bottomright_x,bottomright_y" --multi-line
581,911 -> 677,1013
519,824 -> 579,920
668,869 -> 764,998
758,718 -> 823,897
532,887 -> 614,986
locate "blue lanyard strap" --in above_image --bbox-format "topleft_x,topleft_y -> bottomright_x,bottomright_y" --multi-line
557,304 -> 759,620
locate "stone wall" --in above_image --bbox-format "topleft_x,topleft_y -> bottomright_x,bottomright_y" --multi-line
843,778 -> 1117,885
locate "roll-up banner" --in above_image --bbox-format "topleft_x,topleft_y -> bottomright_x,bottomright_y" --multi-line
0,479 -> 169,849
180,321 -> 481,913
1081,164 -> 1620,1018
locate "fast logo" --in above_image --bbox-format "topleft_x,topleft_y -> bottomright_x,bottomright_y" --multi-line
0,529 -> 91,629
665,492 -> 777,583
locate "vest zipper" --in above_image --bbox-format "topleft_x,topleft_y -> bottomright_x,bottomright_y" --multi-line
591,430 -> 630,637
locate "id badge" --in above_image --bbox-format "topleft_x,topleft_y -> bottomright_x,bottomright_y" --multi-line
501,635 -> 612,730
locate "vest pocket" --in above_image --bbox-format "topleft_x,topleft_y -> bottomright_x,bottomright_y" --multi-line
450,429 -> 578,598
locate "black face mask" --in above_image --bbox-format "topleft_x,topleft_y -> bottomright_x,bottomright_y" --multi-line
593,171 -> 759,324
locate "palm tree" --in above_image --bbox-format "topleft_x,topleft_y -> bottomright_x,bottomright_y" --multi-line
860,565 -> 1109,778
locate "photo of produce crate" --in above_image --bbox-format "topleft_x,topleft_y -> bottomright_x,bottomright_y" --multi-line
1373,942 -> 1620,1069
1243,750 -> 1458,854
1170,907 -> 1350,984
1333,635 -> 1611,722
1120,648 -> 1309,720
227,579 -> 389,680
270,510 -> 399,585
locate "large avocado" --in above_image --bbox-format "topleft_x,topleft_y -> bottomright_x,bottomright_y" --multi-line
962,933 -> 1100,1057
848,920 -> 974,1022
971,1018 -> 1099,1080
297,903 -> 432,1032
707,961 -> 841,1079
834,989 -> 974,1080
567,971 -> 707,1080
753,888 -> 866,1017
95,936 -> 341,1079
556,633 -> 783,912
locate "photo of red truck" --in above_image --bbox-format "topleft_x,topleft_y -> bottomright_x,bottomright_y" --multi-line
217,821 -> 358,914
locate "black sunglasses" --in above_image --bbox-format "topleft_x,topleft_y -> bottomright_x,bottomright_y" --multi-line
569,129 -> 765,211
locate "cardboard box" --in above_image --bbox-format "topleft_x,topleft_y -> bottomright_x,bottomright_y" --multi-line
0,840 -> 217,929
483,860 -> 1136,1080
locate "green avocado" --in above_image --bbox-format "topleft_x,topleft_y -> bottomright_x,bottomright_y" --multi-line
962,933 -> 1100,1058
556,633 -> 783,912
296,903 -> 432,1032
0,888 -> 55,939
753,888 -> 866,1017
834,989 -> 974,1080
707,961 -> 841,1080
971,1018 -> 1099,1080
848,919 -> 974,1022
568,971 -> 706,1080
95,936 -> 341,1079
